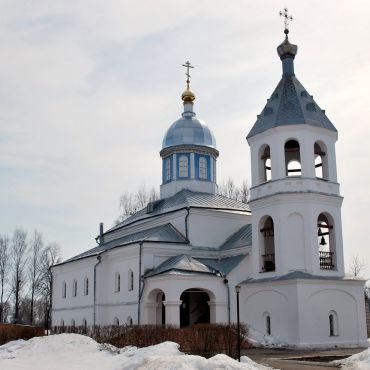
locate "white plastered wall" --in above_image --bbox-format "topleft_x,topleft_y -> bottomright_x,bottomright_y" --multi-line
240,278 -> 368,348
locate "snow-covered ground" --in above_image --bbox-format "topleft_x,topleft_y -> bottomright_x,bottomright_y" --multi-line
247,327 -> 287,348
0,333 -> 273,370
337,339 -> 370,370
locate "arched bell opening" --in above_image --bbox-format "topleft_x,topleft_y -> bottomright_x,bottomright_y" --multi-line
314,142 -> 328,179
285,140 -> 301,176
317,213 -> 335,270
259,145 -> 271,183
260,216 -> 276,272
180,288 -> 211,328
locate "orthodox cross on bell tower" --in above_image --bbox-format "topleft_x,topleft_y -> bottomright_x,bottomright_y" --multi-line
182,61 -> 194,90
279,8 -> 293,32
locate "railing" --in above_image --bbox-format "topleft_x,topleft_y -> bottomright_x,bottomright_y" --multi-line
262,253 -> 275,272
319,251 -> 334,270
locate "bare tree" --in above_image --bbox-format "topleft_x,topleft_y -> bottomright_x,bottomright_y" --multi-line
350,254 -> 367,277
116,186 -> 159,224
218,178 -> 249,204
0,235 -> 10,322
38,243 -> 61,329
28,230 -> 43,324
10,228 -> 28,323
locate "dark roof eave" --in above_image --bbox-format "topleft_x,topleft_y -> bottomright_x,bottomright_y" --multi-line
104,205 -> 250,237
145,268 -> 220,278
52,239 -> 190,268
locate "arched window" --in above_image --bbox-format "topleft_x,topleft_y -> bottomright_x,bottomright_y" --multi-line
260,145 -> 271,182
128,270 -> 134,291
82,318 -> 87,334
179,155 -> 189,178
317,213 -> 335,270
113,317 -> 119,326
71,319 -> 75,328
115,273 -> 121,292
60,319 -> 64,329
266,315 -> 271,335
260,217 -> 275,272
72,280 -> 77,297
329,311 -> 339,336
126,316 -> 133,326
84,277 -> 89,296
165,158 -> 171,182
62,281 -> 66,298
285,140 -> 301,176
199,157 -> 207,180
314,142 -> 328,179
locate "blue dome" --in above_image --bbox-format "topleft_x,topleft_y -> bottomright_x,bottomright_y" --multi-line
162,114 -> 216,149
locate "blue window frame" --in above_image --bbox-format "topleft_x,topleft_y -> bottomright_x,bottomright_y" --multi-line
162,156 -> 172,183
195,154 -> 211,181
177,153 -> 191,179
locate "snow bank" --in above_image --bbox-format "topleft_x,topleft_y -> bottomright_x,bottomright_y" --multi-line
0,333 -> 274,370
247,326 -> 287,348
338,339 -> 370,370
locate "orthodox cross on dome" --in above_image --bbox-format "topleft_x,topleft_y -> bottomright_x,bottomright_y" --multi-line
279,8 -> 293,33
182,61 -> 194,90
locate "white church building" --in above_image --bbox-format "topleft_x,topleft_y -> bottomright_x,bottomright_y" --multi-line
51,25 -> 368,348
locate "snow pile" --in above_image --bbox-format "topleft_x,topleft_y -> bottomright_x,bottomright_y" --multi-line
247,326 -> 287,348
338,339 -> 370,370
0,333 -> 274,370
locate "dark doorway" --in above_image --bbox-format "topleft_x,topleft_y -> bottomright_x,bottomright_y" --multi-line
180,289 -> 210,328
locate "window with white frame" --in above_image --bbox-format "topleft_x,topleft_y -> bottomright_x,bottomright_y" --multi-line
128,270 -> 134,291
199,157 -> 207,180
72,280 -> 77,297
127,316 -> 133,326
62,281 -> 66,298
84,277 -> 89,295
179,155 -> 189,178
115,273 -> 121,293
113,317 -> 119,326
165,158 -> 171,181
71,319 -> 75,328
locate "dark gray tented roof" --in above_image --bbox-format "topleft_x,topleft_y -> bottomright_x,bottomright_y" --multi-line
219,224 -> 252,251
145,254 -> 246,278
247,76 -> 337,139
59,223 -> 187,265
108,189 -> 250,233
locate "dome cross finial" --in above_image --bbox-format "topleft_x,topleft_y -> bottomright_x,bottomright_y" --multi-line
182,61 -> 194,91
279,8 -> 293,34
181,61 -> 196,103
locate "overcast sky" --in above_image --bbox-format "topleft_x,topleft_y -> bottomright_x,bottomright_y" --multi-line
1,0 -> 369,276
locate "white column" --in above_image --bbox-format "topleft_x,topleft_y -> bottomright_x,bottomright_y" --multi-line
163,300 -> 182,326
208,301 -> 228,323
144,302 -> 159,325
190,153 -> 195,179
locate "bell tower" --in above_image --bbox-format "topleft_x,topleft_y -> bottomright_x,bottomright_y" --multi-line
247,13 -> 344,278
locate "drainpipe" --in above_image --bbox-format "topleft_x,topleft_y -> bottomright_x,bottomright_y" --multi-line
93,254 -> 102,330
137,242 -> 143,324
185,207 -> 190,242
224,278 -> 231,324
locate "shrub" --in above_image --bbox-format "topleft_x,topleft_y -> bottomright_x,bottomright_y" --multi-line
52,323 -> 251,358
0,323 -> 44,345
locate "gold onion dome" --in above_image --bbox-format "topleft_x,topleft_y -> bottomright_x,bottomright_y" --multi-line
182,88 -> 196,103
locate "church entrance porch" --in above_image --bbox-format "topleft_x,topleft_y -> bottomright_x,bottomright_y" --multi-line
143,273 -> 228,326
180,289 -> 210,327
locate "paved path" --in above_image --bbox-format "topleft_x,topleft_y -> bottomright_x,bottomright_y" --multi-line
242,347 -> 364,370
